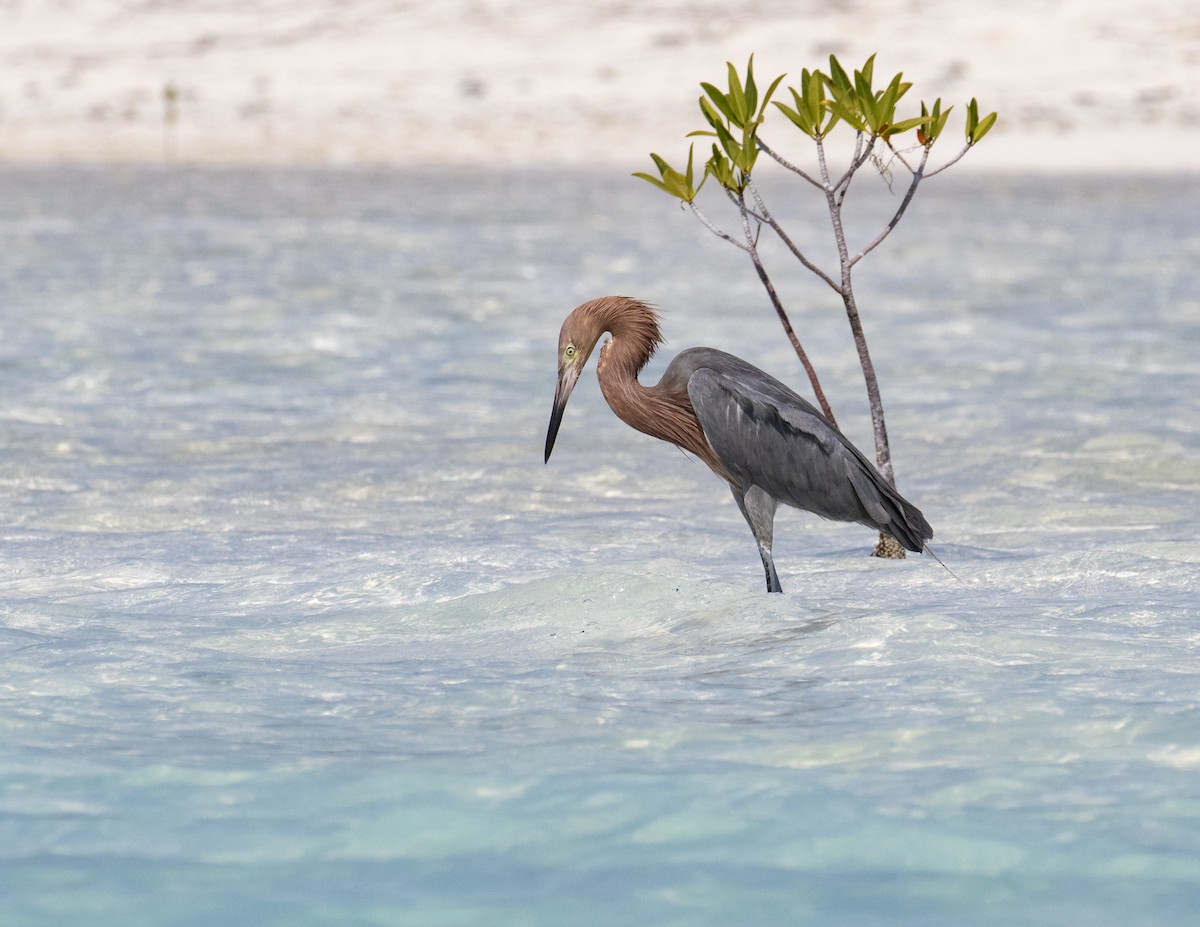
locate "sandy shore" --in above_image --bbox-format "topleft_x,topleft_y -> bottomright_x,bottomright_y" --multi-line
2,0 -> 1197,171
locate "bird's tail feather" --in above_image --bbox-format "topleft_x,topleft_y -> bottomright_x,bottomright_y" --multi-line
922,541 -> 959,580
872,479 -> 934,554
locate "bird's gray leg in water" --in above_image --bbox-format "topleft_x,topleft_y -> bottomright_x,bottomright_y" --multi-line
733,485 -> 782,593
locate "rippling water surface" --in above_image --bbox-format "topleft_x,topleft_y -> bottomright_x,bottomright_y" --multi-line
1,166 -> 1198,925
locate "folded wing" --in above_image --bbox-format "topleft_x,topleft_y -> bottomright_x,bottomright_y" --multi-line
680,348 -> 931,550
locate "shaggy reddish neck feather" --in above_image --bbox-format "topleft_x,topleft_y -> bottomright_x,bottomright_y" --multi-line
566,297 -> 726,478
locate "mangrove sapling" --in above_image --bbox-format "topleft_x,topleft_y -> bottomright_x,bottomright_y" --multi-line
635,54 -> 996,557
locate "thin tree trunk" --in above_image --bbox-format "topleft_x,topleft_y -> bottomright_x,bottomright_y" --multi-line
749,250 -> 837,427
840,279 -> 892,484
735,194 -> 838,426
823,173 -> 893,477
820,148 -> 905,559
842,280 -> 906,558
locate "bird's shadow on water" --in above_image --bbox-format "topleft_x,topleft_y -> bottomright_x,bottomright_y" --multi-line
664,596 -> 841,648
407,566 -> 856,695
424,565 -> 847,629
502,572 -> 855,726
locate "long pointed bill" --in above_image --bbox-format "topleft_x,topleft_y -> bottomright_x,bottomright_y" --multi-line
544,365 -> 580,463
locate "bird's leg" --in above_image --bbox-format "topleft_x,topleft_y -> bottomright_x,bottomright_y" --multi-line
732,485 -> 783,593
758,543 -> 783,594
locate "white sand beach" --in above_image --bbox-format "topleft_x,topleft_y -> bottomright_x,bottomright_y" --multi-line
2,0 -> 1197,171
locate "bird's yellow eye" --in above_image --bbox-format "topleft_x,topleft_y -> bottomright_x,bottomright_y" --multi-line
564,343 -> 577,360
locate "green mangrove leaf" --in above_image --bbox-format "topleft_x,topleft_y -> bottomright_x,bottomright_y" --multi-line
888,115 -> 930,136
828,55 -> 852,95
966,97 -> 979,137
774,93 -> 816,136
761,71 -> 786,118
971,109 -> 998,144
701,84 -> 738,125
742,56 -> 758,118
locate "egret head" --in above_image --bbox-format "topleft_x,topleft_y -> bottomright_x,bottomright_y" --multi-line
544,297 -> 664,463
544,302 -> 606,463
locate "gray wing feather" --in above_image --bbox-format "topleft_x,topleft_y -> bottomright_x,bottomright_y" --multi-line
680,349 -> 929,546
686,365 -> 863,520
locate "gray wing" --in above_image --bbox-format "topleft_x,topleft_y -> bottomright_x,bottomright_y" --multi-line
678,348 -> 930,546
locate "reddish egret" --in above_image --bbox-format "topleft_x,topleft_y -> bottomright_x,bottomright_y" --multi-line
544,296 -> 933,592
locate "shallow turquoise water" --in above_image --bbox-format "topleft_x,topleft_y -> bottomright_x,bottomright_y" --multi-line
0,166 -> 1198,925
